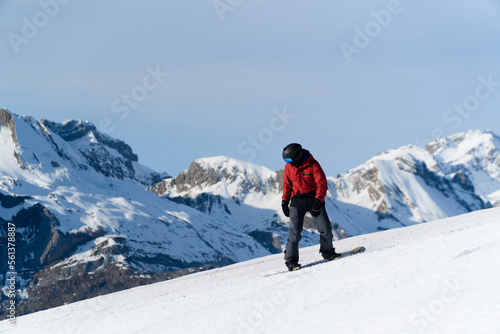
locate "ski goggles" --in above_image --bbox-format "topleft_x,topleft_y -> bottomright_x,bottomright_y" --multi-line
283,157 -> 293,164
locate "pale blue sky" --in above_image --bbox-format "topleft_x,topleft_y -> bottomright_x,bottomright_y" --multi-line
1,0 -> 500,177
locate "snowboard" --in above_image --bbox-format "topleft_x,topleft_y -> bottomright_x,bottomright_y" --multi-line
301,246 -> 366,269
260,246 -> 366,277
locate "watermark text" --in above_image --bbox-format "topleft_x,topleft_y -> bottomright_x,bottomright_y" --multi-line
237,107 -> 295,161
8,0 -> 72,54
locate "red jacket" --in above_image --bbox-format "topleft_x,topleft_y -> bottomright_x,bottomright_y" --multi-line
282,152 -> 328,203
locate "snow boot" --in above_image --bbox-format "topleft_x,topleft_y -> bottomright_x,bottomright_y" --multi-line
322,248 -> 341,261
285,259 -> 301,271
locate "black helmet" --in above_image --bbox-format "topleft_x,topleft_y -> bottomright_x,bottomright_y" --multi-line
283,143 -> 303,166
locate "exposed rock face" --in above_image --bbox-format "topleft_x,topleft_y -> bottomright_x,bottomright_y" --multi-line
168,193 -> 232,215
173,160 -> 220,191
248,230 -> 282,254
153,159 -> 284,197
329,141 -> 490,233
38,118 -> 165,185
0,108 -> 18,145
41,119 -> 138,161
0,108 -> 23,168
0,193 -> 31,209
0,204 -> 105,289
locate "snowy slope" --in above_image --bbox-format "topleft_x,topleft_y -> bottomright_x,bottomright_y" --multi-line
2,207 -> 499,334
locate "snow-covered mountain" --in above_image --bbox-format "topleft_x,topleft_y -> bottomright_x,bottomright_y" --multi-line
427,130 -> 500,205
0,109 -> 279,318
2,207 -> 499,334
151,130 -> 495,237
149,156 -> 329,254
327,136 -> 490,235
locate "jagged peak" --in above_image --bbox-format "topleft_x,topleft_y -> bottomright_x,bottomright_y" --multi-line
152,156 -> 281,198
40,118 -> 96,142
448,129 -> 498,141
179,156 -> 278,187
192,156 -> 276,176
424,130 -> 500,166
426,129 -> 500,154
41,118 -> 138,162
0,108 -> 18,145
0,111 -> 164,185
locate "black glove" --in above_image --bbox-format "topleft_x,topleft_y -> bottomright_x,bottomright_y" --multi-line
281,200 -> 290,217
311,199 -> 322,217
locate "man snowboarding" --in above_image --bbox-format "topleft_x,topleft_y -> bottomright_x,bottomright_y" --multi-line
281,143 -> 340,271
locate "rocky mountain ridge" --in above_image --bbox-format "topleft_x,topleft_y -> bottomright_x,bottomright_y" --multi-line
0,109 -> 276,318
151,130 -> 496,237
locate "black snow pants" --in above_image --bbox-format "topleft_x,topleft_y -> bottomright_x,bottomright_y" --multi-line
284,202 -> 334,262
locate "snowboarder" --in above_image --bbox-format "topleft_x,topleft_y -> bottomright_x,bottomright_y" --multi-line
281,143 -> 340,271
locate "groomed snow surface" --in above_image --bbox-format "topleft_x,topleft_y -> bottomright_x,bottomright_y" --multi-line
2,208 -> 500,334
